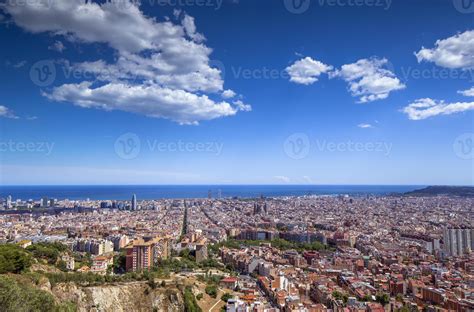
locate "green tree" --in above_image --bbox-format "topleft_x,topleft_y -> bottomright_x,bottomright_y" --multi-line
221,293 -> 233,302
0,244 -> 32,274
26,242 -> 68,265
375,293 -> 390,306
0,275 -> 60,312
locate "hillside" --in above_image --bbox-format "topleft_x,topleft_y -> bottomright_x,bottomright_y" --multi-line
404,186 -> 474,197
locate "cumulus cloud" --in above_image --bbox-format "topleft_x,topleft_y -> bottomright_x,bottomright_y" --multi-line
182,14 -> 205,43
44,82 -> 238,125
415,30 -> 474,69
222,89 -> 236,99
286,57 -> 333,85
48,40 -> 66,52
331,58 -> 405,103
458,87 -> 474,97
233,100 -> 252,112
0,106 -> 19,119
3,0 -> 249,124
357,123 -> 373,128
402,98 -> 474,120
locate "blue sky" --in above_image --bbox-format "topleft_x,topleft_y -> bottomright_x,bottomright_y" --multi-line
0,0 -> 473,185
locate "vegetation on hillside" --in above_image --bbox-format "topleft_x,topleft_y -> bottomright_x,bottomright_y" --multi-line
0,275 -> 76,312
0,244 -> 33,274
183,286 -> 202,312
26,242 -> 68,265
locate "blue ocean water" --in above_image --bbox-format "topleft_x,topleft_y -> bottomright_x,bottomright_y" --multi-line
0,185 -> 423,200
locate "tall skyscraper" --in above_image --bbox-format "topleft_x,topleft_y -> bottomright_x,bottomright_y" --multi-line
41,196 -> 49,208
131,194 -> 137,211
443,228 -> 472,257
6,195 -> 12,209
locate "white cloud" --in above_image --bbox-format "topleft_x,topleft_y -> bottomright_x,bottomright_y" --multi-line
48,40 -> 65,52
286,57 -> 333,85
3,0 -> 249,124
415,30 -> 474,69
274,175 -> 290,183
402,98 -> 474,120
357,123 -> 373,128
222,89 -> 236,99
233,100 -> 252,112
4,0 -> 169,53
45,82 -> 239,125
458,87 -> 474,97
302,176 -> 313,184
0,105 -> 19,119
331,57 -> 405,103
182,14 -> 205,43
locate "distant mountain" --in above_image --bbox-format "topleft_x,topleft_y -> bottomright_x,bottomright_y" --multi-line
404,186 -> 474,197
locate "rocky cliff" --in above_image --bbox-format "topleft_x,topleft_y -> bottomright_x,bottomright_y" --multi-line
51,282 -> 185,312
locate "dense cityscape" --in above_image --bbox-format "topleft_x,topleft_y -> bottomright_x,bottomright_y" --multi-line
1,0 -> 473,311
0,191 -> 472,311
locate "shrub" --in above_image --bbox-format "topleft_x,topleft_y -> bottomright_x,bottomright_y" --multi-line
205,285 -> 218,298
221,293 -> 233,302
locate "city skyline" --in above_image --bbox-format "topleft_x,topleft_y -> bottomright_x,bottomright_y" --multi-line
0,0 -> 473,186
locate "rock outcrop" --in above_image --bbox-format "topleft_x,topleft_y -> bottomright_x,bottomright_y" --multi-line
51,282 -> 185,312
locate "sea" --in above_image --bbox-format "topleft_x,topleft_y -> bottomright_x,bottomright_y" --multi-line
0,185 -> 423,201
